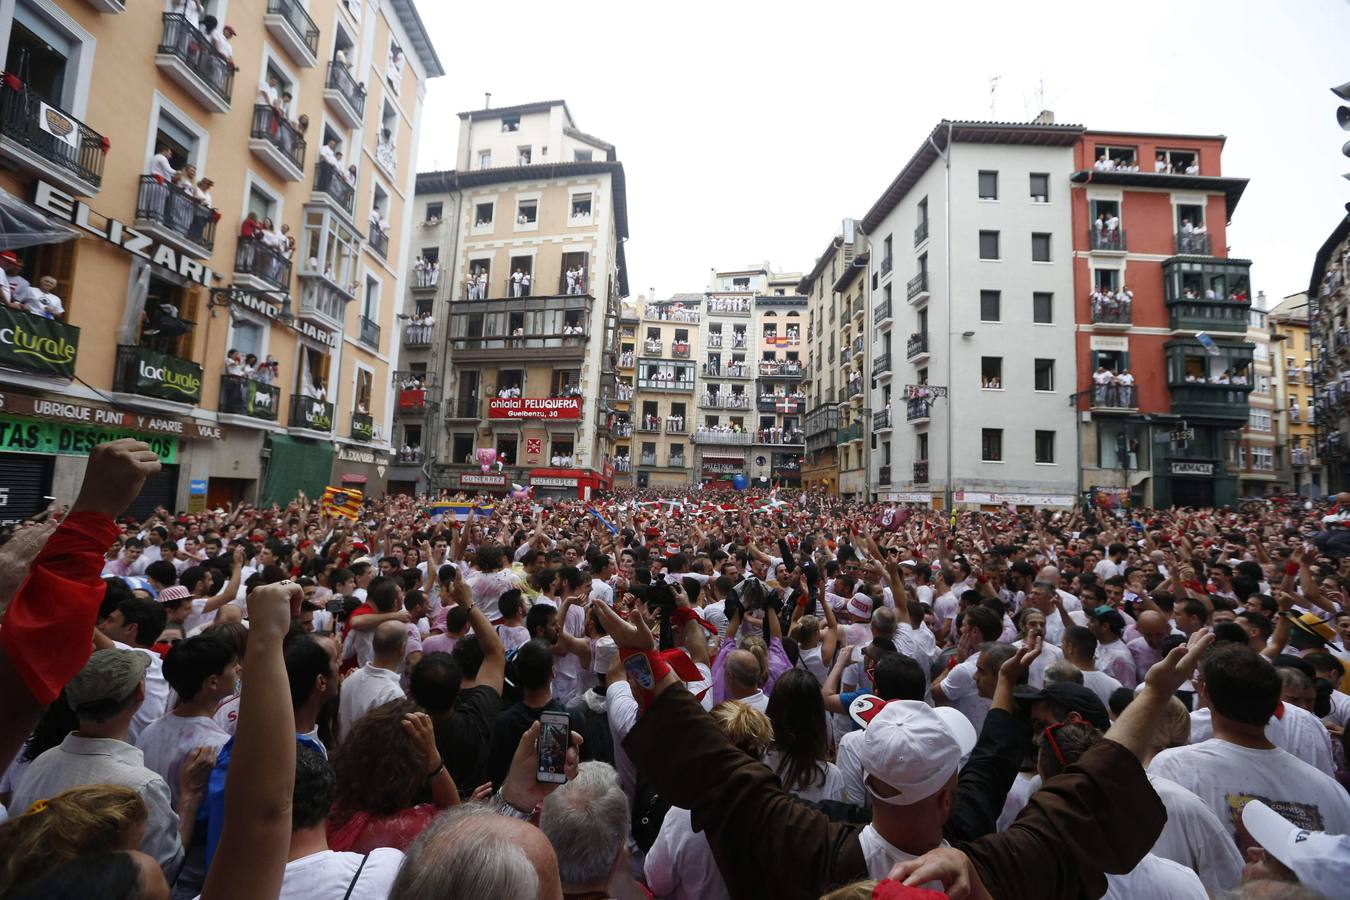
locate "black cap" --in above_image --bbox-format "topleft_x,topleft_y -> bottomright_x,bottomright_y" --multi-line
1017,682 -> 1112,732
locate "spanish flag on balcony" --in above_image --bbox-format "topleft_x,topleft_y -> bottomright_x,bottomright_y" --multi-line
321,486 -> 363,520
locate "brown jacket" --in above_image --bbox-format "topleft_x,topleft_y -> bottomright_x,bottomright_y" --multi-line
624,686 -> 1165,899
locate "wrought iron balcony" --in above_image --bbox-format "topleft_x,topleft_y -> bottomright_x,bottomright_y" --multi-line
218,374 -> 281,422
914,220 -> 929,245
265,0 -> 320,66
907,332 -> 929,360
836,422 -> 863,444
324,62 -> 366,127
1088,383 -> 1138,410
906,398 -> 931,421
913,460 -> 929,483
350,412 -> 375,441
907,272 -> 929,301
289,393 -> 334,431
0,81 -> 105,194
691,430 -> 753,445
134,175 -> 216,257
1090,296 -> 1132,327
358,315 -> 381,349
1089,228 -> 1127,252
1176,230 -> 1212,255
314,161 -> 355,215
873,408 -> 892,430
368,222 -> 389,258
114,345 -> 202,405
249,104 -> 306,180
155,14 -> 234,112
874,297 -> 892,326
874,353 -> 892,378
233,238 -> 291,290
878,464 -> 891,485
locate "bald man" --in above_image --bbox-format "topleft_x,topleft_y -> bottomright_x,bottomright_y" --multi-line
1127,610 -> 1175,684
338,620 -> 406,736
1037,565 -> 1083,613
725,649 -> 768,712
392,804 -> 563,899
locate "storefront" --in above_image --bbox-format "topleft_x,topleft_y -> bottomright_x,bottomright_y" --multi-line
261,433 -> 334,506
331,445 -> 391,497
950,490 -> 1076,511
458,472 -> 510,494
528,468 -> 606,501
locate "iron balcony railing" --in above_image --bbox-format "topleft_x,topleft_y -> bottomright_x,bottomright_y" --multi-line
0,82 -> 105,187
907,333 -> 928,359
267,0 -> 320,57
358,315 -> 381,348
874,297 -> 892,323
906,398 -> 931,421
914,220 -> 929,245
881,254 -> 894,275
879,465 -> 891,485
289,393 -> 334,431
1090,296 -> 1132,325
874,352 -> 892,377
250,104 -> 306,171
1089,383 -> 1138,409
233,238 -> 290,288
403,321 -> 433,346
1176,230 -> 1212,255
913,460 -> 929,483
218,374 -> 279,420
157,14 -> 234,105
314,161 -> 354,214
1089,228 -> 1127,252
907,272 -> 928,300
368,223 -> 389,258
873,408 -> 892,430
135,175 -> 216,251
325,61 -> 367,119
444,399 -> 480,418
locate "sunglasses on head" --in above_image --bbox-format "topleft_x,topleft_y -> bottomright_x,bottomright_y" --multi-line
1041,712 -> 1088,766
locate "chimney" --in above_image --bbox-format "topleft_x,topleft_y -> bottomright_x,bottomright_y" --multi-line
484,92 -> 492,108
1031,109 -> 1055,125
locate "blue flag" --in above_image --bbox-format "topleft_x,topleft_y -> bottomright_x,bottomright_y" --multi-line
587,506 -> 618,535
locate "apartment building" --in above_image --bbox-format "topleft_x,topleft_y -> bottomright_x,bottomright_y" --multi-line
1271,292 -> 1323,496
1237,304 -> 1280,496
631,294 -> 698,487
405,100 -> 628,500
0,0 -> 441,519
798,228 -> 868,496
862,119 -> 1080,510
1072,130 -> 1254,508
689,264 -> 805,488
1311,217 -> 1350,492
611,303 -> 637,485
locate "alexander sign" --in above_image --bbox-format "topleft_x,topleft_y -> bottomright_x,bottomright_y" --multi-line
0,390 -> 220,440
230,290 -> 338,348
0,307 -> 79,378
33,181 -> 216,287
488,397 -> 583,419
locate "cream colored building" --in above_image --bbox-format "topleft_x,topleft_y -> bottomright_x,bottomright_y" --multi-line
1237,302 -> 1281,495
406,100 -> 629,500
0,0 -> 442,517
1270,292 -> 1322,496
631,294 -> 698,487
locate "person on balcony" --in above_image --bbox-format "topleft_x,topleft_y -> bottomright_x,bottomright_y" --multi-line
239,211 -> 262,242
511,268 -> 524,298
475,269 -> 488,300
345,162 -> 358,187
320,139 -> 340,170
1093,365 -> 1115,405
0,252 -> 31,311
302,377 -> 326,401
520,270 -> 531,296
201,18 -> 237,90
17,276 -> 64,320
175,0 -> 204,29
258,75 -> 280,116
465,269 -> 479,300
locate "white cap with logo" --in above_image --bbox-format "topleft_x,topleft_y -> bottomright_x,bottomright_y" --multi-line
1242,799 -> 1350,897
859,700 -> 977,806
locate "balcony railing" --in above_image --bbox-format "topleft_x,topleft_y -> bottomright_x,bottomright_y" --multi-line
836,422 -> 863,444
731,335 -> 748,349
368,223 -> 389,258
637,376 -> 696,392
412,263 -> 440,290
874,353 -> 892,377
289,393 -> 334,431
1166,298 -> 1249,333
881,254 -> 894,275
135,176 -> 217,253
755,430 -> 805,446
403,320 -> 433,346
1089,383 -> 1138,409
852,297 -> 866,318
0,82 -> 105,189
1089,228 -> 1127,252
639,453 -> 658,467
873,408 -> 892,430
314,161 -> 355,215
219,374 -> 279,420
906,398 -> 931,421
874,297 -> 892,324
706,334 -> 723,349
445,399 -> 480,419
1090,296 -> 1132,326
704,363 -> 751,379
325,62 -> 367,122
250,104 -> 307,172
758,361 -> 804,378
907,272 -> 928,300
636,421 -> 662,433
914,220 -> 929,245
114,345 -> 203,404
1169,383 -> 1252,422
234,238 -> 291,289
358,315 -> 381,348
699,394 -> 751,410
266,0 -> 320,59
913,460 -> 929,483
157,14 -> 234,107
848,379 -> 864,399
879,464 -> 891,485
691,430 -> 753,445
1176,230 -> 1212,255
706,299 -> 752,316
907,333 -> 928,359
395,372 -> 432,412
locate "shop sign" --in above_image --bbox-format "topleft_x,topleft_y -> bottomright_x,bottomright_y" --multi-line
1171,461 -> 1214,476
531,476 -> 578,488
0,390 -> 219,439
0,307 -> 79,378
0,414 -> 177,462
489,397 -> 582,419
461,473 -> 507,487
128,346 -> 203,403
33,181 -> 215,287
1090,335 -> 1129,351
230,290 -> 338,348
341,474 -> 369,484
187,478 -> 207,514
882,492 -> 932,503
337,446 -> 380,464
953,491 -> 1075,507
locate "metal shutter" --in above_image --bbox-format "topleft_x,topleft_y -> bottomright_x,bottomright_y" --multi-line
0,454 -> 54,525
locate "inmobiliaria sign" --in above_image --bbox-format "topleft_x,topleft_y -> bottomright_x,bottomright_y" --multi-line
487,397 -> 582,420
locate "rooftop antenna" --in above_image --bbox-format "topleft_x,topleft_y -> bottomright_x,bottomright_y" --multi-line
484,91 -> 491,109
989,75 -> 1001,118
1035,78 -> 1046,111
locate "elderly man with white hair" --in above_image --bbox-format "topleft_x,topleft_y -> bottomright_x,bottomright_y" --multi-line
538,761 -> 635,898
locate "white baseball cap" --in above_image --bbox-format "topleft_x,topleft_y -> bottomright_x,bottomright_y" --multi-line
1242,799 -> 1350,897
591,635 -> 618,674
846,593 -> 873,621
860,700 -> 977,806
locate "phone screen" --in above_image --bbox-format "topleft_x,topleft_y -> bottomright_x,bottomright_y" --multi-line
536,713 -> 569,784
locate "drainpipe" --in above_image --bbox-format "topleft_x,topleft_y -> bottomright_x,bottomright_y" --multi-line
934,122 -> 955,517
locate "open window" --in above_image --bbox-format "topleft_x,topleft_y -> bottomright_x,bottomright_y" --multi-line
981,356 -> 1002,389
515,198 -> 538,225
552,369 -> 581,397
560,251 -> 588,295
574,149 -> 592,161
138,273 -> 196,358
501,115 -> 520,132
570,192 -> 592,221
517,145 -> 531,165
465,258 -> 491,299
354,368 -> 372,414
297,344 -> 331,398
1093,145 -> 1137,170
495,434 -> 517,464
473,200 -> 494,229
1156,148 -> 1199,174
478,149 -> 491,169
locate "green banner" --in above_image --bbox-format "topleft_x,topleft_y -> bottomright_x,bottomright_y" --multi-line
129,347 -> 203,403
244,380 -> 280,420
291,396 -> 334,431
351,413 -> 374,441
0,308 -> 79,378
0,414 -> 177,463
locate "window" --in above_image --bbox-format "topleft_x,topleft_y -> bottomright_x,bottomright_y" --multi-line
1030,173 -> 1050,202
362,275 -> 379,320
474,201 -> 494,228
1033,292 -> 1053,324
978,171 -> 998,200
425,202 -> 442,222
917,432 -> 929,461
979,231 -> 1000,260
230,318 -> 264,360
981,357 -> 1002,389
355,369 -> 373,414
1093,145 -> 1138,169
517,146 -> 531,165
1034,430 -> 1055,464
982,429 -> 1003,462
1249,409 -> 1272,432
516,199 -> 537,225
301,207 -> 357,287
1098,423 -> 1146,470
570,193 -> 592,219
1252,446 -> 1273,471
980,290 -> 1001,322
1031,233 -> 1052,262
452,433 -> 475,461
574,149 -> 592,162
478,150 -> 491,169
1155,148 -> 1198,174
501,116 -> 520,132
1034,358 -> 1054,392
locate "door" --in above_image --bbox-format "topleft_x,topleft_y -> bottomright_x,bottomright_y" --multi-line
208,477 -> 252,509
126,464 -> 179,520
1171,477 -> 1214,508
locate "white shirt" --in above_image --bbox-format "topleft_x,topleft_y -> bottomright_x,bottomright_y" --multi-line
590,577 -> 615,607
858,825 -> 948,886
938,654 -> 990,734
1015,637 -> 1063,689
762,750 -> 846,803
1187,705 -> 1335,776
150,152 -> 176,183
278,847 -> 404,900
550,602 -> 587,706
119,644 -> 169,745
1147,774 -> 1244,895
836,728 -> 866,806
338,663 -> 405,738
468,569 -> 522,621
734,690 -> 769,714
996,772 -> 1041,832
1149,739 -> 1350,839
1095,639 -> 1137,689
645,805 -> 731,900
606,681 -> 640,797
134,713 -> 231,807
1102,852 -> 1207,900
1081,669 -> 1123,707
1093,558 -> 1123,580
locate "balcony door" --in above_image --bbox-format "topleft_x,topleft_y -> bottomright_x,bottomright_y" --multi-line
6,18 -> 68,107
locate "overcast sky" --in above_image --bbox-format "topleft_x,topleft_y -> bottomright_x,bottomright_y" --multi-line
414,0 -> 1350,306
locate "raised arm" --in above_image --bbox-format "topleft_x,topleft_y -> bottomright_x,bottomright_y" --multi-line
457,576 -> 504,692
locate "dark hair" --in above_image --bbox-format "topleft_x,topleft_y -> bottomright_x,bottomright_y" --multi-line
292,743 -> 336,831
21,689 -> 79,762
1304,651 -> 1345,679
498,589 -> 524,620
115,598 -> 166,649
162,635 -> 234,701
474,545 -> 507,572
368,576 -> 401,613
144,560 -> 177,587
1108,686 -> 1135,717
451,633 -> 483,679
525,602 -> 557,639
558,566 -> 586,591
765,668 -> 830,793
179,565 -> 209,595
1200,645 -> 1280,727
285,634 -> 332,710
1211,622 -> 1251,646
872,652 -> 926,701
409,652 -> 461,714
331,699 -> 428,820
201,621 -> 248,660
100,578 -> 132,622
1036,720 -> 1103,779
403,589 -> 426,613
329,568 -> 354,590
1236,611 -> 1273,641
513,639 -> 553,691
964,605 -> 1002,642
1063,625 -> 1097,661
445,606 -> 470,634
1180,599 -> 1209,622
7,852 -> 145,900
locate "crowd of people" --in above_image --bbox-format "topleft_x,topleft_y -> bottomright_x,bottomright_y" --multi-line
1090,285 -> 1134,323
0,252 -> 63,320
2,444 -> 1350,898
